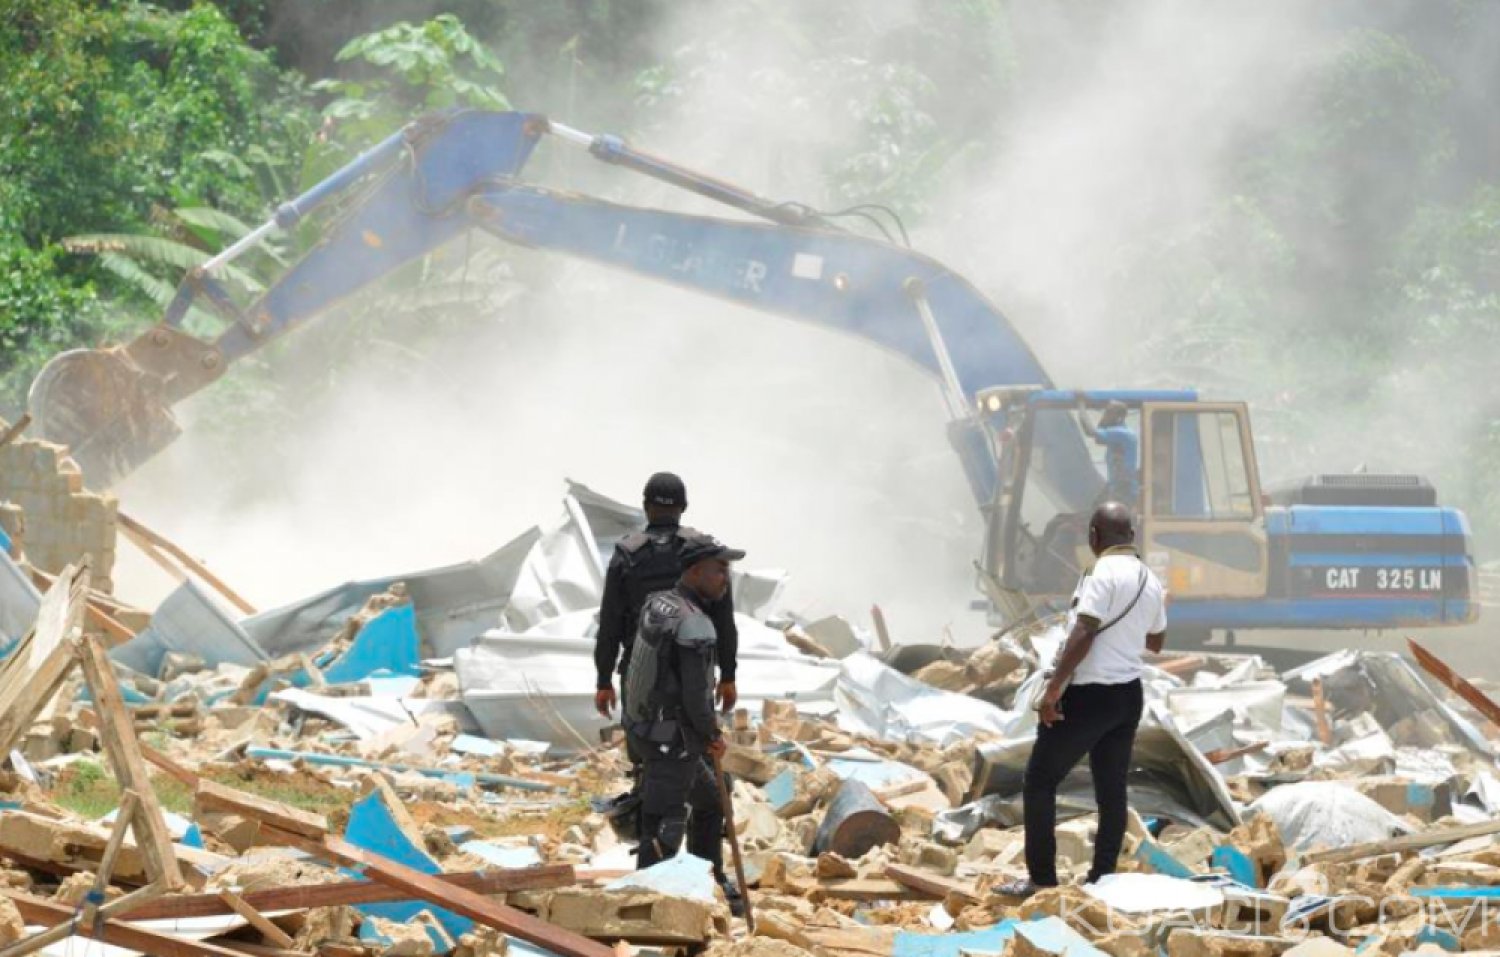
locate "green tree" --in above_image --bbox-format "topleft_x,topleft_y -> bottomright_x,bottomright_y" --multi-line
0,0 -> 314,412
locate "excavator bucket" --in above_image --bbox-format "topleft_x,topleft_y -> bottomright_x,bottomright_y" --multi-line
28,325 -> 226,489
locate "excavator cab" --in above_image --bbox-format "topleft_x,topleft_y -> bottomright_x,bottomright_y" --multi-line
974,388 -> 1271,621
975,387 -> 1476,633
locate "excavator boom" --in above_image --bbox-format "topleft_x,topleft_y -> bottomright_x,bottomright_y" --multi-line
31,110 -> 1096,509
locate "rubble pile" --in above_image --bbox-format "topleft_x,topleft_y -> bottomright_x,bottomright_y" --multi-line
0,476 -> 1497,956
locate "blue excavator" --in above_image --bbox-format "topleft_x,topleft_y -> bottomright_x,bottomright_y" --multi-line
28,110 -> 1480,639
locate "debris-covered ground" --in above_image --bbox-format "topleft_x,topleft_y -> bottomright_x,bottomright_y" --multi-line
2,429 -> 1500,957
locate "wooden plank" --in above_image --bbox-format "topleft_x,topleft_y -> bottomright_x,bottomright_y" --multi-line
5,890 -> 249,957
1204,741 -> 1269,765
0,562 -> 89,754
140,738 -> 202,787
26,566 -> 136,646
212,943 -> 314,957
118,511 -> 258,615
884,864 -> 980,904
263,827 -> 614,957
196,778 -> 328,839
785,876 -> 928,902
75,632 -> 183,890
0,883 -> 166,957
127,866 -> 576,920
218,891 -> 297,948
1408,637 -> 1500,727
1303,818 -> 1500,864
1311,678 -> 1333,746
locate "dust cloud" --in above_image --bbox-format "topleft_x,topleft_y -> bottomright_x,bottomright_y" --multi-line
111,2 -> 1490,643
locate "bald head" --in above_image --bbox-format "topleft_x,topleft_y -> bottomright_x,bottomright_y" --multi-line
1089,501 -> 1135,554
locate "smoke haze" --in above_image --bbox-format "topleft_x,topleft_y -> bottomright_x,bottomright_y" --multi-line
112,1 -> 1497,643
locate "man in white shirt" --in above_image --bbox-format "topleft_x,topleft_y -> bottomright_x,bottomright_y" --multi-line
1001,501 -> 1167,898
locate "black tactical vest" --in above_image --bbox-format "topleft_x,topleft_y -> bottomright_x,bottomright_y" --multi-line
624,589 -> 716,732
617,524 -> 700,652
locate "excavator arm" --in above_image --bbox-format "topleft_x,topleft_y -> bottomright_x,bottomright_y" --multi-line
30,110 -> 1098,511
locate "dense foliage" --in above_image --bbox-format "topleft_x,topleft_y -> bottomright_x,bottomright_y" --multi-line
1,0 -> 1497,552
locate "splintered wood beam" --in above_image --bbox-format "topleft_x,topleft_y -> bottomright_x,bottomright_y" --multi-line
5,891 -> 248,957
1408,637 -> 1500,728
125,865 -> 576,920
0,562 -> 90,754
75,632 -> 183,890
196,779 -> 328,839
1303,817 -> 1500,864
262,827 -> 614,957
138,738 -> 202,787
217,891 -> 297,948
1311,677 -> 1333,746
26,565 -> 138,647
884,864 -> 981,904
117,511 -> 257,615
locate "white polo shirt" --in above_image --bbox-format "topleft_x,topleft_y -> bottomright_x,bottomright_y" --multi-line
1065,548 -> 1167,685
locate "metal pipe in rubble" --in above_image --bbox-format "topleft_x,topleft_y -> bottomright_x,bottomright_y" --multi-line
547,118 -> 832,230
199,124 -> 414,275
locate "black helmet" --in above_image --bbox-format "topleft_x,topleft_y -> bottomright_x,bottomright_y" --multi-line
643,472 -> 687,508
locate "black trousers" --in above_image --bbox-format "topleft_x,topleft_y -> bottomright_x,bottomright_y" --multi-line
632,741 -> 726,882
1023,678 -> 1143,886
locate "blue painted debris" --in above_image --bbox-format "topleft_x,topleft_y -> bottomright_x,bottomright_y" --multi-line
1212,845 -> 1258,888
345,788 -> 471,952
826,747 -> 927,793
765,769 -> 797,812
458,840 -> 541,869
244,746 -> 554,792
1132,837 -> 1194,879
1414,886 -> 1500,900
443,824 -> 475,844
321,605 -> 421,684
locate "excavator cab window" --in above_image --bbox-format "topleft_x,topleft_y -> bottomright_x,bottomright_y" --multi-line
1140,402 -> 1269,599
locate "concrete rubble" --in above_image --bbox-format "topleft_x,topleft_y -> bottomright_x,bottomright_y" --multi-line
0,460 -> 1498,956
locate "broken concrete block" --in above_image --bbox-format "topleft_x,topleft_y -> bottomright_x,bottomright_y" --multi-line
900,841 -> 958,876
1227,814 -> 1286,886
0,811 -> 148,883
535,889 -> 727,943
1165,827 -> 1219,871
912,660 -> 969,692
1166,929 -> 1296,957
965,827 -> 1022,862
721,743 -> 780,785
1056,818 -> 1096,871
815,852 -> 857,880
0,896 -> 21,945
931,761 -> 973,804
776,766 -> 840,819
1353,777 -> 1453,822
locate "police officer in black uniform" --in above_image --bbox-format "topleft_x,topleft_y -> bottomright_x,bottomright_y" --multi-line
594,472 -> 739,722
623,534 -> 744,913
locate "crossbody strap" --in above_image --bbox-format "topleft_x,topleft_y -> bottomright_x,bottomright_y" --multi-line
1096,563 -> 1149,636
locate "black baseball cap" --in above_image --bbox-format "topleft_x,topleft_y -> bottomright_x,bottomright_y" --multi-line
679,533 -> 746,567
643,471 -> 687,507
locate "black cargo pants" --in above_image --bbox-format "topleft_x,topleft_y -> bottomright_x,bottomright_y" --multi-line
1022,678 -> 1143,886
630,736 -> 725,882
